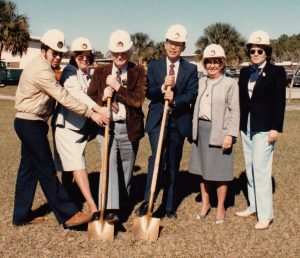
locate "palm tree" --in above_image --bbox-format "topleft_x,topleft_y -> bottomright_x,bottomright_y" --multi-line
152,41 -> 166,60
0,0 -> 30,63
195,22 -> 246,66
131,32 -> 155,65
272,33 -> 300,62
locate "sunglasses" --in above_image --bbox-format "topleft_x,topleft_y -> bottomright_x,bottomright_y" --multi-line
250,49 -> 264,55
205,59 -> 222,65
48,49 -> 63,58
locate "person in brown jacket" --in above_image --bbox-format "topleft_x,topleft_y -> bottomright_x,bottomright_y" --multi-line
13,29 -> 109,228
88,29 -> 146,223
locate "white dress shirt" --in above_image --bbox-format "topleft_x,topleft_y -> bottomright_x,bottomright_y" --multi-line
248,61 -> 266,98
199,77 -> 222,121
111,64 -> 127,121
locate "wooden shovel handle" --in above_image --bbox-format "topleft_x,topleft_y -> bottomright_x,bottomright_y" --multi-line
100,97 -> 111,224
147,86 -> 171,216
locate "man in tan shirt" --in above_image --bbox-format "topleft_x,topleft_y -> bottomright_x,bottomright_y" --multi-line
13,29 -> 109,228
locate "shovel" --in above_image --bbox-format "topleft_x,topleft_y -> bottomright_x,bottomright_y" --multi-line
132,86 -> 171,241
88,97 -> 114,241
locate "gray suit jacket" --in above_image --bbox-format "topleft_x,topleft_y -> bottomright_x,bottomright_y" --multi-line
192,75 -> 240,146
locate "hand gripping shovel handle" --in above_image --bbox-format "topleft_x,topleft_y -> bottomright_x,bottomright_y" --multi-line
147,86 -> 171,220
99,97 -> 111,226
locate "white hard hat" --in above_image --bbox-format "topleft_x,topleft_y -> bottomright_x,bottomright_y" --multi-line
41,29 -> 67,52
247,30 -> 270,46
108,30 -> 133,52
165,24 -> 188,42
71,37 -> 92,52
203,44 -> 226,59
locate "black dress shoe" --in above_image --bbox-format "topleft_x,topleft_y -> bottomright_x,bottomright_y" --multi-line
105,211 -> 119,224
166,211 -> 177,219
135,201 -> 149,217
91,211 -> 100,221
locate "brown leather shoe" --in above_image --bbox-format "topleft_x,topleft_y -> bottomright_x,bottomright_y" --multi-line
105,211 -> 119,224
135,201 -> 149,217
28,216 -> 45,225
64,211 -> 92,228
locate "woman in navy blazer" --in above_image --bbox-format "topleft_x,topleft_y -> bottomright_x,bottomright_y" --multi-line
236,30 -> 286,230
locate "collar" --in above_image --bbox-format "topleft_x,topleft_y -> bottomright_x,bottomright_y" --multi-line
77,68 -> 87,76
112,63 -> 128,74
166,57 -> 180,68
252,60 -> 267,69
40,54 -> 51,66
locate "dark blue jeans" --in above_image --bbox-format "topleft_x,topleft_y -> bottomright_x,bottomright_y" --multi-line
13,118 -> 78,225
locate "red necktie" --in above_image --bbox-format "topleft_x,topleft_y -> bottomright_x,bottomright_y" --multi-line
116,69 -> 121,83
112,69 -> 121,113
169,64 -> 175,76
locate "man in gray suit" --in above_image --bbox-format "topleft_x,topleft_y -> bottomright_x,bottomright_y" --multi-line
88,30 -> 146,223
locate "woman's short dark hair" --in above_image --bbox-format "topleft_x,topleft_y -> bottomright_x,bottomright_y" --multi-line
69,51 -> 94,68
246,44 -> 272,62
41,43 -> 50,52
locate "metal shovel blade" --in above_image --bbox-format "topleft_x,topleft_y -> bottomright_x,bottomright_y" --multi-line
87,220 -> 114,241
132,216 -> 160,241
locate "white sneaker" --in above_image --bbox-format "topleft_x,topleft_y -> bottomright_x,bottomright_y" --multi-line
255,220 -> 272,230
235,209 -> 256,217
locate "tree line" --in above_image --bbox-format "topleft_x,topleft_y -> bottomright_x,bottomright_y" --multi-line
1,0 -> 299,68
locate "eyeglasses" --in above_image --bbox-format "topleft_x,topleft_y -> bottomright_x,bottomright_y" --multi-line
76,55 -> 91,61
250,49 -> 264,55
166,41 -> 183,49
48,49 -> 63,58
111,51 -> 129,57
205,59 -> 222,65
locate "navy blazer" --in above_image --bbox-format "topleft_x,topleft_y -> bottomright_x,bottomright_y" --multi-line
145,57 -> 198,138
239,62 -> 286,133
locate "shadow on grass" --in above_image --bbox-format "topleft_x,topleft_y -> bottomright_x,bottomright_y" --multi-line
31,169 -> 276,232
130,169 -> 200,218
193,171 -> 276,209
174,170 -> 201,210
230,171 -> 276,207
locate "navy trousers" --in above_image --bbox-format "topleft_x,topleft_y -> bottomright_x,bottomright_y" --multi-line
144,119 -> 184,212
13,118 -> 78,225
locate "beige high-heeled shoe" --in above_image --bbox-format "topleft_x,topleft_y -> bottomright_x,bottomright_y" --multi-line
215,214 -> 226,224
255,219 -> 273,230
235,209 -> 256,218
196,207 -> 211,220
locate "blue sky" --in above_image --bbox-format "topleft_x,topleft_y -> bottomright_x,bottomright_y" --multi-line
14,0 -> 300,55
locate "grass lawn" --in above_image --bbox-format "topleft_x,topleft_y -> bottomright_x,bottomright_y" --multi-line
0,85 -> 17,96
0,99 -> 299,258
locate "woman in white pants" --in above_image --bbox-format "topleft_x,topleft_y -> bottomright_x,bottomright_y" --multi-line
236,30 -> 286,230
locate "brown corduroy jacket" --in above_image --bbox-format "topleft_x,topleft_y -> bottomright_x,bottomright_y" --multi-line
88,62 -> 146,142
